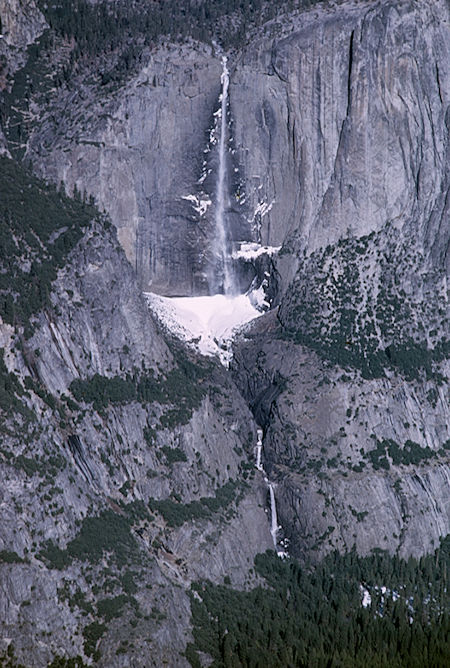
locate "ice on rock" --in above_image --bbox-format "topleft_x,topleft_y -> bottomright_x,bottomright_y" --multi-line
247,199 -> 275,224
251,284 -> 270,310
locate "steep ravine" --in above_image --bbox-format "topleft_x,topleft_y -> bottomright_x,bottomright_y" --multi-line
232,311 -> 449,562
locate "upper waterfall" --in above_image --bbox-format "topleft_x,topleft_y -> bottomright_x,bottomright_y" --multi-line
213,56 -> 235,296
144,60 -> 273,367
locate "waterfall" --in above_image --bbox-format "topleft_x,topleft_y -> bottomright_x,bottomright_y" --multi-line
214,56 -> 235,296
268,482 -> 279,547
256,428 -> 263,471
254,426 -> 288,557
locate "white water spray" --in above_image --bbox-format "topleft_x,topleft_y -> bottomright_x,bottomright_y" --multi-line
254,426 -> 288,557
256,428 -> 263,471
268,482 -> 280,546
215,56 -> 235,296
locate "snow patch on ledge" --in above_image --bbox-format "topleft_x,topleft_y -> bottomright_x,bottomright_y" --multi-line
144,293 -> 262,366
232,242 -> 281,261
181,194 -> 212,217
248,199 -> 275,224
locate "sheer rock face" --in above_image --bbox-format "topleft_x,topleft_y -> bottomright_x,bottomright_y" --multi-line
25,0 -> 450,294
232,315 -> 449,562
0,0 -> 46,78
1,0 -> 449,664
28,44 -> 223,294
0,221 -> 273,665
233,0 -> 450,264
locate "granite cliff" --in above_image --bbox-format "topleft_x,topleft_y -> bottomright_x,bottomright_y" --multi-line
0,0 -> 449,665
0,156 -> 272,666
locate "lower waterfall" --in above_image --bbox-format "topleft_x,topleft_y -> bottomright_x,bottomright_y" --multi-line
268,482 -> 279,546
254,426 -> 288,557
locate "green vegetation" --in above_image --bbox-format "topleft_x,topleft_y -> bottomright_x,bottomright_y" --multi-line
13,454 -> 44,477
0,352 -> 25,415
5,444 -> 67,480
281,231 -> 448,382
96,594 -> 130,622
70,374 -> 137,409
120,570 -> 138,595
187,536 -> 450,667
143,425 -> 156,445
348,506 -> 369,523
2,31 -> 60,159
0,644 -> 26,668
70,356 -> 208,423
3,1 -> 325,155
119,480 -> 133,497
56,572 -> 141,659
82,621 -> 107,659
24,376 -> 58,410
0,550 -> 25,564
160,446 -> 188,465
149,480 -> 242,528
48,658 -> 88,668
57,584 -> 94,614
0,156 -> 99,337
37,0 -> 325,66
365,438 -> 435,471
39,509 -> 138,569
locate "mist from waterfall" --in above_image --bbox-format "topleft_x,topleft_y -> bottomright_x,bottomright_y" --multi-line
214,56 -> 235,296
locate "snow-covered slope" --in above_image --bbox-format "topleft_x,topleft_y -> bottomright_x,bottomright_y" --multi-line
144,292 -> 262,365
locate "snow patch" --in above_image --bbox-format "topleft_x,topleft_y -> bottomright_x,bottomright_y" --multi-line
232,242 -> 281,260
248,199 -> 275,224
251,284 -> 270,310
360,587 -> 372,608
144,293 -> 262,366
360,584 -> 404,613
181,194 -> 212,217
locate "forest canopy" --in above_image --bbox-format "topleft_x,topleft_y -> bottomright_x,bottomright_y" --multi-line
37,0 -> 325,52
187,539 -> 450,667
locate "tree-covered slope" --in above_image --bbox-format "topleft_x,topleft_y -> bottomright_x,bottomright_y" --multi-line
188,539 -> 450,667
1,0 -> 325,158
0,156 -> 272,666
0,155 -> 100,336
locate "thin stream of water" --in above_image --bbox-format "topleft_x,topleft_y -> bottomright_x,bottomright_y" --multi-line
254,426 -> 288,557
215,56 -> 235,296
